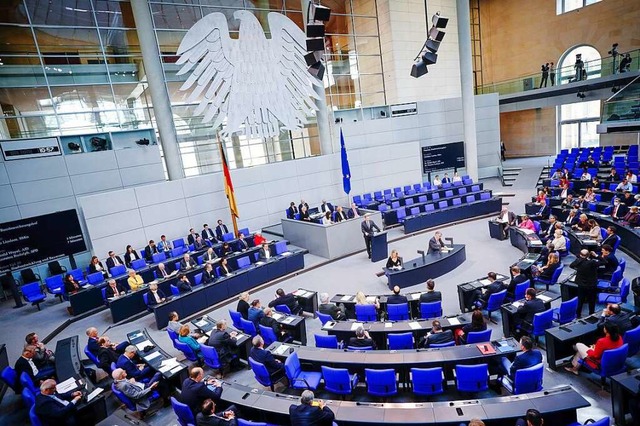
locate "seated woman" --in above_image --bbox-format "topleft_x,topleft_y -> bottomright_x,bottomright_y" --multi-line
452,172 -> 462,183
178,324 -> 203,359
534,190 -> 546,204
518,215 -> 535,232
218,257 -> 233,277
89,256 -> 108,279
535,252 -> 561,280
354,291 -> 380,320
456,310 -> 487,344
64,273 -> 81,295
588,219 -> 602,242
220,242 -> 233,256
123,245 -> 141,268
565,323 -> 623,375
321,211 -> 333,225
386,249 -> 402,270
584,187 -> 596,203
127,269 -> 144,291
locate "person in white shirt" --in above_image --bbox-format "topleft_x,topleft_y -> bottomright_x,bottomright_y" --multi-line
626,171 -> 637,183
452,172 -> 462,183
580,168 -> 592,181
321,211 -> 333,225
158,235 -> 172,252
433,175 -> 442,186
616,179 -> 633,192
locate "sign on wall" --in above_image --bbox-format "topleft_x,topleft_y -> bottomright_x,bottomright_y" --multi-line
0,210 -> 86,274
422,142 -> 466,173
0,137 -> 61,161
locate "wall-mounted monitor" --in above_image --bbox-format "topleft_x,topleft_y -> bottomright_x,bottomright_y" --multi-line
422,141 -> 465,173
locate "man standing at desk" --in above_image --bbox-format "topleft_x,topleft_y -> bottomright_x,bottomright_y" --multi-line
320,199 -> 333,215
571,249 -> 599,317
361,214 -> 380,259
427,231 -> 446,254
496,207 -> 516,239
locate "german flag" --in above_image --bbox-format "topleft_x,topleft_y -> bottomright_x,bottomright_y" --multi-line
218,138 -> 239,219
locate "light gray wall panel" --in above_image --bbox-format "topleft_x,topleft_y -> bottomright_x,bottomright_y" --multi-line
0,185 -> 16,208
0,206 -> 21,222
134,180 -> 184,208
70,170 -> 123,196
85,209 -> 142,240
5,156 -> 69,184
18,196 -> 78,219
12,176 -> 74,204
115,146 -> 162,168
120,164 -> 165,187
92,228 -> 148,260
65,151 -> 118,175
140,199 -> 188,227
143,217 -> 192,246
181,175 -> 218,198
0,163 -> 10,185
185,193 -> 217,216
80,188 -> 138,219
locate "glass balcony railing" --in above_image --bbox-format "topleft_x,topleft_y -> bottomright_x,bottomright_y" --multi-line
477,49 -> 640,96
601,75 -> 640,124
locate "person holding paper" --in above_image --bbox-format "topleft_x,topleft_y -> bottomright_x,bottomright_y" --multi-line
427,231 -> 446,254
116,345 -> 154,380
112,368 -> 164,412
386,250 -> 403,270
420,320 -> 454,348
34,379 -> 82,426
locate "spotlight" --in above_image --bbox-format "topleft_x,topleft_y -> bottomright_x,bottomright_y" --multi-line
305,51 -> 323,67
410,61 -> 428,78
410,12 -> 448,78
306,38 -> 325,52
90,136 -> 108,151
67,142 -> 81,152
135,138 -> 150,146
428,28 -> 446,42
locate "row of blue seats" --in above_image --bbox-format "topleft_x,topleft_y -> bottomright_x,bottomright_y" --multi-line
353,178 -> 473,207
391,192 -> 493,223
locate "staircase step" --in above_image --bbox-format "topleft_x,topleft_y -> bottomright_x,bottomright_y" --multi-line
503,167 -> 522,172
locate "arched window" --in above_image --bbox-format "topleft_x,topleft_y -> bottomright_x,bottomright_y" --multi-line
557,46 -> 602,150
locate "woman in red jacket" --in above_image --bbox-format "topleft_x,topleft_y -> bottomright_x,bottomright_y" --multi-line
565,323 -> 623,374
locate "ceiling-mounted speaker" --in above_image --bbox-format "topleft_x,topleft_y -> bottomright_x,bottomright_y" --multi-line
432,14 -> 449,28
422,51 -> 438,65
426,39 -> 440,53
310,3 -> 331,21
429,28 -> 445,42
410,60 -> 428,78
308,61 -> 325,80
306,38 -> 325,52
306,23 -> 325,38
305,51 -> 323,67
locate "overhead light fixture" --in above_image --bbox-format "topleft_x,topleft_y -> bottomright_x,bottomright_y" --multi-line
410,12 -> 448,78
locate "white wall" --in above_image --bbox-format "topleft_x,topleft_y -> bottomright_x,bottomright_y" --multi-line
79,94 -> 501,257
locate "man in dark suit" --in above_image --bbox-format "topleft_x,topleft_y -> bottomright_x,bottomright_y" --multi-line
611,198 -> 629,220
176,274 -> 192,293
318,293 -> 346,320
96,336 -> 120,373
236,233 -> 250,251
146,283 -> 166,306
187,228 -> 200,245
34,379 -> 82,426
117,345 -> 154,380
201,224 -> 217,242
260,308 -> 291,342
419,279 -> 442,303
564,208 -> 581,226
286,202 -> 298,219
348,327 -> 376,349
202,264 -> 216,285
15,346 -> 55,383
498,336 -> 542,380
86,327 -> 100,355
320,200 -> 334,214
105,251 -> 124,270
427,231 -> 445,254
258,243 -> 272,261
208,320 -> 240,370
539,215 -> 558,242
361,213 -> 381,259
144,240 -> 159,261
593,244 -> 619,279
179,253 -> 197,271
104,279 -> 126,298
196,399 -> 238,426
249,335 -> 283,376
598,303 -> 634,335
268,288 -> 301,314
471,272 -> 505,309
420,320 -> 453,347
601,226 -> 619,249
298,200 -> 309,214
289,390 -> 335,426
530,199 -> 550,220
506,266 -> 528,300
387,286 -> 408,305
571,249 -> 599,316
334,206 -> 348,222
516,288 -> 546,333
180,367 -> 222,415
496,207 -> 517,238
215,220 -> 229,241
347,202 -> 360,219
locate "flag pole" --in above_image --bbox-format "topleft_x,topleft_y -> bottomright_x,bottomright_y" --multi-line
217,131 -> 239,236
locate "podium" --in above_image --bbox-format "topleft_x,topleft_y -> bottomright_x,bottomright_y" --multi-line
488,220 -> 506,240
371,232 -> 388,262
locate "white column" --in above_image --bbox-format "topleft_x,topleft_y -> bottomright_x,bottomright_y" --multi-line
130,0 -> 184,180
456,0 -> 479,180
301,0 -> 333,155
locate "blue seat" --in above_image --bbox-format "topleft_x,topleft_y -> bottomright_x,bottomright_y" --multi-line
29,406 -> 43,426
387,303 -> 409,321
485,289 -> 507,323
0,366 -> 19,394
418,195 -> 427,203
194,273 -> 203,285
458,187 -> 467,195
624,325 -> 640,357
175,340 -> 199,362
347,345 -> 373,351
534,264 -> 563,291
405,199 -> 414,206
315,334 -> 340,349
22,387 -> 36,410
237,256 -> 251,269
520,309 -> 554,346
171,396 -> 196,426
274,241 -> 287,255
21,282 -> 46,310
131,259 -> 146,270
452,198 -> 462,206
597,266 -> 623,291
618,258 -> 626,274
410,207 -> 420,216
152,252 -> 166,263
429,341 -> 455,348
411,367 -> 444,396
396,208 -> 407,223
455,364 -> 488,392
238,227 -> 250,237
424,203 -> 435,212
353,195 -> 362,206
579,344 -> 628,385
142,293 -> 151,311
480,192 -> 491,200
249,357 -> 284,391
420,301 -> 442,319
19,373 -> 39,395
365,368 -> 397,397
502,363 -> 544,394
285,352 -> 322,390
109,265 -> 126,277
388,332 -> 413,349
229,310 -> 244,331
68,268 -> 85,284
275,304 -> 292,315
438,200 -> 448,209
240,318 -> 257,337
512,280 -> 530,302
170,284 -> 180,296
44,275 -> 65,302
87,272 -> 104,285
553,297 -> 578,324
222,232 -> 234,242
445,190 -> 453,198
173,238 -> 186,251
201,344 -> 222,371
259,325 -> 279,346
171,247 -> 184,258
84,345 -> 100,368
167,329 -> 179,351
321,366 -> 358,395
598,278 -> 630,304
355,304 -> 377,321
466,329 -> 492,344
316,311 -> 333,326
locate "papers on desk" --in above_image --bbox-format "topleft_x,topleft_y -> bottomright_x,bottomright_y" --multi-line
583,239 -> 597,244
145,351 -> 162,362
324,321 -> 335,329
87,387 -> 103,402
56,377 -> 77,394
159,358 -> 180,373
129,331 -> 144,340
575,232 -> 588,236
479,279 -> 491,285
294,290 -> 313,297
448,317 -> 461,326
385,322 -> 393,328
520,228 -> 534,234
512,301 -> 523,308
410,293 -> 421,300
135,340 -> 152,351
170,366 -> 183,375
272,345 -> 291,356
529,240 -> 543,246
408,322 -> 422,330
340,295 -> 352,302
194,320 -> 208,328
496,340 -> 512,353
197,336 -> 208,344
538,294 -> 552,303
280,251 -> 292,256
255,261 -> 265,266
351,322 -> 363,331
366,296 -> 377,303
272,312 -> 283,320
281,316 -> 295,324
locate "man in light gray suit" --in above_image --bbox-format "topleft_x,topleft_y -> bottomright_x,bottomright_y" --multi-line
112,368 -> 159,411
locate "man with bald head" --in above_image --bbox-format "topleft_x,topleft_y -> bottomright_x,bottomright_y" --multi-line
387,286 -> 408,305
34,379 -> 82,425
180,367 -> 223,415
570,249 -> 599,317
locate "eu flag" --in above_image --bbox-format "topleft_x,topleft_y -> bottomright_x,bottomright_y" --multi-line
340,128 -> 351,194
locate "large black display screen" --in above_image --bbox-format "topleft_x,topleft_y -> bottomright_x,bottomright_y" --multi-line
0,210 -> 86,273
422,142 -> 466,173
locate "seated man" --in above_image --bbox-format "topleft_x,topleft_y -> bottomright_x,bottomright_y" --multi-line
420,320 -> 454,348
419,279 -> 442,303
155,262 -> 172,280
180,253 -> 197,271
34,379 -> 82,426
146,283 -> 167,306
318,292 -> 346,320
515,289 -> 546,336
259,308 -> 291,342
176,274 -> 192,293
145,240 -> 159,261
105,279 -> 126,298
86,327 -> 127,356
207,320 -> 241,371
25,332 -> 55,369
289,390 -> 335,426
249,335 -> 284,376
593,244 -> 619,279
258,242 -> 272,261
515,408 -> 545,426
267,288 -> 301,314
498,336 -> 542,380
386,285 -> 408,305
116,345 -> 154,381
348,327 -> 376,349
616,178 -> 633,192
621,205 -> 640,227
15,345 -> 56,384
96,336 -> 121,373
196,398 -> 238,426
471,272 -> 505,310
598,303 -> 634,335
611,198 -> 629,220
112,368 -> 161,413
506,266 -> 529,300
530,199 -> 550,220
248,299 -> 265,326
180,367 -> 222,415
496,206 -> 516,238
